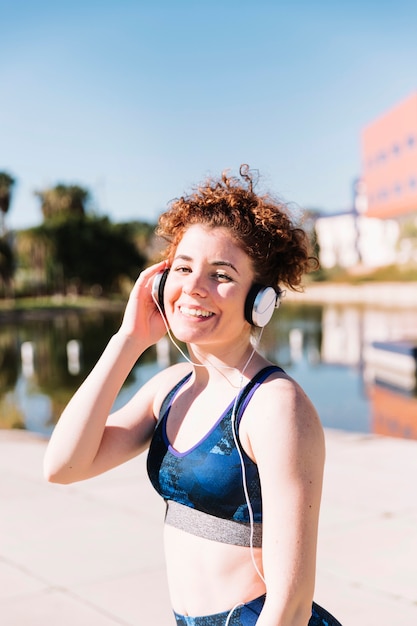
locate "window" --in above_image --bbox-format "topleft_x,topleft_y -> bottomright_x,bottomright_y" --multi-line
378,188 -> 389,201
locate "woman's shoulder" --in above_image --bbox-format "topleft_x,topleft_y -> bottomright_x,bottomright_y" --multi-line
254,363 -> 313,404
243,369 -> 325,474
246,364 -> 324,443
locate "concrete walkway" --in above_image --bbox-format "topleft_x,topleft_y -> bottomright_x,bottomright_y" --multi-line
1,428 -> 417,625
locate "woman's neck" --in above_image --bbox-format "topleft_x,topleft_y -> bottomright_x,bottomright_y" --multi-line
186,339 -> 266,388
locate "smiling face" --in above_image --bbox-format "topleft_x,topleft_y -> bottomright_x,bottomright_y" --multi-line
163,224 -> 255,349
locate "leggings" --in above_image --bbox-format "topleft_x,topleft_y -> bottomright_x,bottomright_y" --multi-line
174,594 -> 342,626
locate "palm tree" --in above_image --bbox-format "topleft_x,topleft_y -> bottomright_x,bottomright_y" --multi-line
34,184 -> 89,222
0,172 -> 16,235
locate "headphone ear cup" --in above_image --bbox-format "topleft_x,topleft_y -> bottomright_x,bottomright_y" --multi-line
245,284 -> 279,327
152,269 -> 169,314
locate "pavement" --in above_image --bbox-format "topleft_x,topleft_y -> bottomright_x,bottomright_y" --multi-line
1,428 -> 417,626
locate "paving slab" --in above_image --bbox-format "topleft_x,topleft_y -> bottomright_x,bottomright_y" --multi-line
1,428 -> 417,625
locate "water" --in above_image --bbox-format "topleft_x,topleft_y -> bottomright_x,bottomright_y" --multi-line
1,302 -> 416,439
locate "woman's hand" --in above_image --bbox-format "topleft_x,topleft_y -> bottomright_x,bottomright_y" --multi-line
119,261 -> 168,346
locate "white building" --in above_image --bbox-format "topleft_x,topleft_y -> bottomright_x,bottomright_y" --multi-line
315,210 -> 399,270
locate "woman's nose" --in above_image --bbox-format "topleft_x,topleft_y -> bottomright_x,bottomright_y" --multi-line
182,274 -> 207,297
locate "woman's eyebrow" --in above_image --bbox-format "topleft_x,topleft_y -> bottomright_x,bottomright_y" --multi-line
211,260 -> 239,274
173,255 -> 239,274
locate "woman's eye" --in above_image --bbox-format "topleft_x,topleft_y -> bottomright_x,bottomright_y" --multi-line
215,272 -> 233,282
174,266 -> 191,273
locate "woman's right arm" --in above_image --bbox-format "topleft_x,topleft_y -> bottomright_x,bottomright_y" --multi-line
43,262 -> 169,484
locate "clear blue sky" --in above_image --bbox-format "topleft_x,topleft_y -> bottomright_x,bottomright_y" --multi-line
2,0 -> 417,230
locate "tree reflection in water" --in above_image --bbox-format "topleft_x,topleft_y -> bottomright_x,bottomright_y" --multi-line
0,303 -> 416,439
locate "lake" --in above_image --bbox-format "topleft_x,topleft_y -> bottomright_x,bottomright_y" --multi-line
1,301 -> 416,439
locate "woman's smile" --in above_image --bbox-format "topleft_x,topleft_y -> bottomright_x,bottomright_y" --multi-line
178,305 -> 215,319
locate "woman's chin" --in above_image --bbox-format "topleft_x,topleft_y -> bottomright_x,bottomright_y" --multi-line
169,316 -> 215,341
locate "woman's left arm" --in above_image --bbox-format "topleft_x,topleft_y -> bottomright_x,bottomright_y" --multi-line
247,376 -> 325,626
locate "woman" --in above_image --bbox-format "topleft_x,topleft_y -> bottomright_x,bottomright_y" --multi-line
44,165 -> 342,626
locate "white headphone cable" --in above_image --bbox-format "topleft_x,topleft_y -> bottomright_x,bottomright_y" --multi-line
230,345 -> 266,586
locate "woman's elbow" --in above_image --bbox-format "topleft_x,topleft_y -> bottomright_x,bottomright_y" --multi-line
44,467 -> 69,484
260,596 -> 313,626
43,456 -> 78,484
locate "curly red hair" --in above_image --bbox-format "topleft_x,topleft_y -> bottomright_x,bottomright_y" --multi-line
156,165 -> 317,292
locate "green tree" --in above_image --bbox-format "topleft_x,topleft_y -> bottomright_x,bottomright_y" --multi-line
35,184 -> 89,222
38,216 -> 146,294
15,228 -> 54,296
0,172 -> 16,235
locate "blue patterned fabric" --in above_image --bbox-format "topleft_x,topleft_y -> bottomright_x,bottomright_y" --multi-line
147,366 -> 282,523
310,602 -> 343,625
173,597 -> 342,625
173,594 -> 266,626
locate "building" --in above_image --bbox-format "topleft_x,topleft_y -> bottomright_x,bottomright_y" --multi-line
315,91 -> 417,270
362,91 -> 417,220
315,209 -> 399,270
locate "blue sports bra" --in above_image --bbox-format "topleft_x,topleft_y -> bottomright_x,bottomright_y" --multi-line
146,365 -> 283,546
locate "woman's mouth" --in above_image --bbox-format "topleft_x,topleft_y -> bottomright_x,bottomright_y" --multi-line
179,306 -> 214,319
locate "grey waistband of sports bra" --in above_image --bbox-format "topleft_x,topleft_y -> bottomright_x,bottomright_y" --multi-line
164,500 -> 263,548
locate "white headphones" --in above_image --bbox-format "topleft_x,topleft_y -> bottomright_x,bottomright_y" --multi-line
244,283 -> 281,327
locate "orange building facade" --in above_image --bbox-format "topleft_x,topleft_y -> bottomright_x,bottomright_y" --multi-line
369,383 -> 417,440
361,91 -> 417,218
